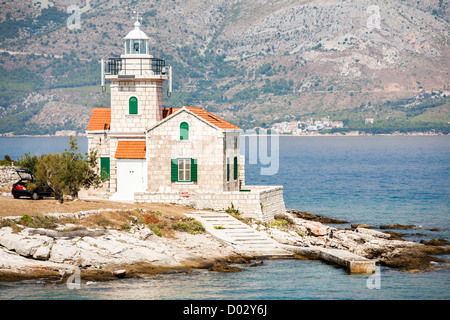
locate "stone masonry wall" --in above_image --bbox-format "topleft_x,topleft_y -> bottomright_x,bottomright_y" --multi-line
147,110 -> 241,194
135,185 -> 286,222
110,79 -> 164,133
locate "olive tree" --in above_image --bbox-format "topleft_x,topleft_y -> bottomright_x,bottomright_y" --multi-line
34,137 -> 101,203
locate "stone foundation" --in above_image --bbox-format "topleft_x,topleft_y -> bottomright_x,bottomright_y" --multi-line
135,185 -> 285,222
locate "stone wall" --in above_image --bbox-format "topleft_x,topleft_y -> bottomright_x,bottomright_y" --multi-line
109,79 -> 164,133
135,185 -> 285,222
0,166 -> 18,189
147,110 -> 241,194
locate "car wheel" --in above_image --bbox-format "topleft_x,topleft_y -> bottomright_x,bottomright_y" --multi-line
13,195 -> 20,199
31,192 -> 39,200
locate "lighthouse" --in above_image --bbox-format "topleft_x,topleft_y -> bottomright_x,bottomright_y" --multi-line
105,18 -> 170,133
86,16 -> 286,222
89,17 -> 171,197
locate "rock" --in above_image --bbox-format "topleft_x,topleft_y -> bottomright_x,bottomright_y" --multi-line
288,210 -> 348,224
303,221 -> 329,236
49,241 -> 78,263
351,224 -> 373,229
209,262 -> 242,272
379,245 -> 445,272
0,232 -> 21,251
355,227 -> 391,239
136,228 -> 154,240
111,269 -> 127,278
250,260 -> 264,267
379,224 -> 418,230
33,246 -> 50,260
420,239 -> 450,246
0,231 -> 52,258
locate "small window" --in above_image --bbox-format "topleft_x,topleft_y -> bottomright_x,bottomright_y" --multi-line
180,122 -> 189,140
132,40 -> 140,53
171,158 -> 197,182
129,97 -> 138,114
178,159 -> 191,182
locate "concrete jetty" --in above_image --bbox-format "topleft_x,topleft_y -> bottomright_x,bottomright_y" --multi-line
189,211 -> 376,274
283,245 -> 376,274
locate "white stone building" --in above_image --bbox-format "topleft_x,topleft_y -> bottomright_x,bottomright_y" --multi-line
86,20 -> 285,221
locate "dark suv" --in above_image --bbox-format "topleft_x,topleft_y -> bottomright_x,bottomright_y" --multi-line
11,169 -> 53,200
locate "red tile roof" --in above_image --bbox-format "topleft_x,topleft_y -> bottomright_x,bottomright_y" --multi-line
163,106 -> 240,130
115,141 -> 146,159
87,108 -> 111,131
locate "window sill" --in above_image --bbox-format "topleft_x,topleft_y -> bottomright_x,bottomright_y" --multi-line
174,181 -> 195,185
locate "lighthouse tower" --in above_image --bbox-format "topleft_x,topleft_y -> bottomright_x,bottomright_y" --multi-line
105,18 -> 169,133
88,17 -> 171,197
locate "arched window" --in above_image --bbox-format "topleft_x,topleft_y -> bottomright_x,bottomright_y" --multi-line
129,97 -> 138,114
180,122 -> 189,140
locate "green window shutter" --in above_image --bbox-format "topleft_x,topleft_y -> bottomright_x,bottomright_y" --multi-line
129,97 -> 138,114
191,158 -> 197,182
180,122 -> 189,140
233,156 -> 238,180
226,158 -> 230,182
171,159 -> 178,182
100,157 -> 110,181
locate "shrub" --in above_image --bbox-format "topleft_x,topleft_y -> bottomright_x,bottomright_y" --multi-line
142,213 -> 160,224
150,225 -> 162,237
225,203 -> 240,216
18,215 -> 58,229
0,219 -> 21,233
95,217 -> 113,228
33,137 -> 101,203
120,222 -> 131,230
269,219 -> 289,228
173,218 -> 205,235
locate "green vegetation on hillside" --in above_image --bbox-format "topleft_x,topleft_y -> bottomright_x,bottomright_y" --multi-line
0,7 -> 66,41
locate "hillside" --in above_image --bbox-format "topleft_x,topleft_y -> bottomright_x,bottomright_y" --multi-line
0,0 -> 449,134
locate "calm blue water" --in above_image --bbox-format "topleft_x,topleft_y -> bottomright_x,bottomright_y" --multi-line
0,136 -> 87,161
0,136 -> 448,300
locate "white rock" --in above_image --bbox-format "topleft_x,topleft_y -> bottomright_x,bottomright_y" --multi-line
356,227 -> 391,239
303,221 -> 329,236
33,246 -> 50,260
49,241 -> 78,263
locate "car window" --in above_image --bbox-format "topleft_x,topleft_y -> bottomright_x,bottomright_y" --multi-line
17,171 -> 33,181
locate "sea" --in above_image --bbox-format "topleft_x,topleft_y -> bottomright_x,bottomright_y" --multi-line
0,135 -> 448,300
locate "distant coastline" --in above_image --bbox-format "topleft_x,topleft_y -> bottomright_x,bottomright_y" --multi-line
1,132 -> 448,138
0,133 -> 87,138
243,131 -> 449,137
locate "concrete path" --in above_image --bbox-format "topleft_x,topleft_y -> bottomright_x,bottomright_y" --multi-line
186,211 -> 293,257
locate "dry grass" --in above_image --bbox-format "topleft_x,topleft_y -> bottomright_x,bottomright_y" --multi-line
0,192 -> 193,218
0,192 -> 205,238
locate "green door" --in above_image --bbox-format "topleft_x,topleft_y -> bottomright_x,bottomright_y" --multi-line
100,157 -> 110,181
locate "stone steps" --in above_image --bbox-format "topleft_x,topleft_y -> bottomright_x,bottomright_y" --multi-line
186,211 -> 293,257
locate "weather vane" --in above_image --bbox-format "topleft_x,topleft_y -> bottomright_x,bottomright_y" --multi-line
132,10 -> 140,23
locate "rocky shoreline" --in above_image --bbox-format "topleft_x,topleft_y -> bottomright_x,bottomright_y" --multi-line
0,205 -> 448,284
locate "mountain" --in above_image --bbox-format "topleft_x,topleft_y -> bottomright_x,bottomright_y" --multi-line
0,0 -> 449,135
